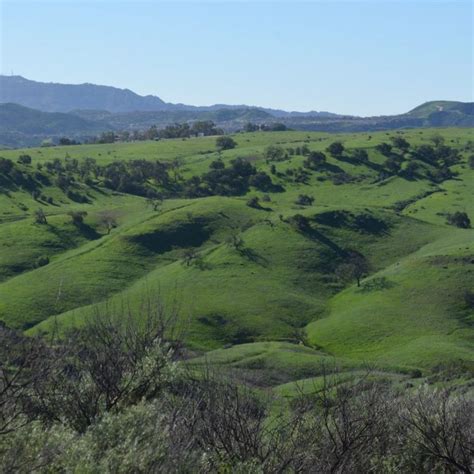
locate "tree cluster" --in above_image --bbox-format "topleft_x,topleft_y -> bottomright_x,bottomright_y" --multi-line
184,158 -> 279,197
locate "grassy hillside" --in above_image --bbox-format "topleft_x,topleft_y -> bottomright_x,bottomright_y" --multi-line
407,101 -> 474,118
0,127 -> 473,384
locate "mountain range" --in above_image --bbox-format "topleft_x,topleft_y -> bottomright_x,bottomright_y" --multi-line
0,75 -> 336,117
0,75 -> 473,148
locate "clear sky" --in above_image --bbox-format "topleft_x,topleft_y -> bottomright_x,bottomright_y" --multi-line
0,0 -> 472,116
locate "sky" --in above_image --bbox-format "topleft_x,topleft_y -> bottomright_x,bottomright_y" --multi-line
0,0 -> 472,116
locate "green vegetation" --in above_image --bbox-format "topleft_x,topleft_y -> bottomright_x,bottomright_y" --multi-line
1,302 -> 472,472
1,126 -> 473,471
0,127 -> 473,379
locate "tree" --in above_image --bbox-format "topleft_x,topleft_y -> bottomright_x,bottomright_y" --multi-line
402,161 -> 419,178
98,210 -> 119,234
17,154 -> 32,165
182,248 -> 198,267
390,136 -> 410,152
216,136 -> 236,151
336,252 -> 370,287
415,144 -> 436,163
295,194 -> 314,206
264,145 -> 285,162
248,172 -> 273,191
262,122 -> 287,132
301,144 -> 310,156
226,231 -> 244,252
430,132 -> 445,148
446,212 -> 471,229
468,154 -> 474,170
303,151 -> 326,169
289,214 -> 311,232
0,158 -> 13,175
97,131 -> 116,144
326,142 -> 344,158
351,149 -> 369,162
170,157 -> 184,182
209,159 -> 225,170
385,157 -> 402,174
59,137 -> 79,146
33,208 -> 47,225
68,211 -> 87,226
246,196 -> 261,209
376,142 -> 392,156
244,122 -> 259,132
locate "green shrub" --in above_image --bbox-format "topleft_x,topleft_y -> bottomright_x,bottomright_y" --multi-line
35,255 -> 50,268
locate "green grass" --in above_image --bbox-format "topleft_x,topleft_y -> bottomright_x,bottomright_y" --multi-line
306,228 -> 474,369
1,127 -> 473,382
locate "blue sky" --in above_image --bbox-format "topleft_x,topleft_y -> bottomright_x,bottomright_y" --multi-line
1,1 -> 472,115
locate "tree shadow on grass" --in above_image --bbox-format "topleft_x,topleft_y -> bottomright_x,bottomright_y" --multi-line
319,162 -> 345,174
304,227 -> 348,258
237,246 -> 269,267
76,223 -> 102,240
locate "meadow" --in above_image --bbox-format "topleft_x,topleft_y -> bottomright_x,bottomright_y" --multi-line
0,127 -> 473,394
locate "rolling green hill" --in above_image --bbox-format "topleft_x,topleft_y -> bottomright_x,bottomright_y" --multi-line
0,127 -> 473,387
407,101 -> 474,118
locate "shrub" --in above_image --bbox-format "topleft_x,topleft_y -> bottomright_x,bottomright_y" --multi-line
18,154 -> 32,165
246,196 -> 261,209
264,145 -> 285,162
326,142 -> 344,157
351,149 -> 369,162
209,158 -> 225,170
336,252 -> 370,287
332,172 -> 354,185
33,208 -> 47,225
303,151 -> 326,169
0,158 -> 13,174
390,136 -> 410,152
68,211 -> 87,226
249,171 -> 273,191
295,194 -> 314,206
446,211 -> 471,229
216,136 -> 236,150
66,190 -> 88,203
385,157 -> 402,174
289,214 -> 311,231
376,142 -> 392,156
35,255 -> 50,268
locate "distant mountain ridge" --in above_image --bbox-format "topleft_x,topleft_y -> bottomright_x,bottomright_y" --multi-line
0,75 -> 472,148
0,75 -> 168,113
0,75 -> 336,117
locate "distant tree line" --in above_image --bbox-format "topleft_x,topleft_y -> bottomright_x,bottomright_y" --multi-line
91,121 -> 225,144
243,122 -> 289,132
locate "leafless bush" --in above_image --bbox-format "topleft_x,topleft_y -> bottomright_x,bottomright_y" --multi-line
399,387 -> 474,473
184,370 -> 303,472
27,296 -> 182,432
0,326 -> 48,435
1,306 -> 473,472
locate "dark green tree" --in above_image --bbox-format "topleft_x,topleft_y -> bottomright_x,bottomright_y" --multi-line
216,136 -> 237,151
326,142 -> 345,158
